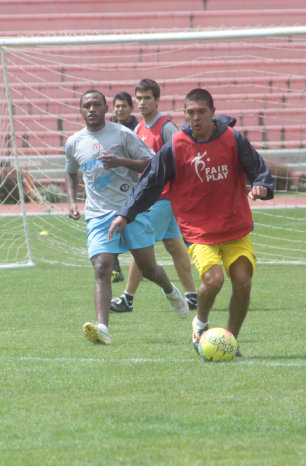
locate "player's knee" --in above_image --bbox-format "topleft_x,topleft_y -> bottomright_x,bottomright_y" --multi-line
203,267 -> 224,293
162,238 -> 183,256
232,276 -> 252,295
207,276 -> 224,293
91,255 -> 112,279
230,257 -> 253,294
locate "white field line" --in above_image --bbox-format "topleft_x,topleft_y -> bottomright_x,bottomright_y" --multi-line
7,356 -> 305,367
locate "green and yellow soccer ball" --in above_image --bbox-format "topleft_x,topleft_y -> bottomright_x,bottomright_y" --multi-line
198,327 -> 237,362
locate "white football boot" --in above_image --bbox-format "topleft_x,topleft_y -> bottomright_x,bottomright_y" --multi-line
83,322 -> 112,345
163,283 -> 189,318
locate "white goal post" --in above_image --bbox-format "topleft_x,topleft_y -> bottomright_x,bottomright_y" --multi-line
0,27 -> 305,268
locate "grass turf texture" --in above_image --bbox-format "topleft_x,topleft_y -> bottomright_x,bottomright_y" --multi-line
0,257 -> 305,465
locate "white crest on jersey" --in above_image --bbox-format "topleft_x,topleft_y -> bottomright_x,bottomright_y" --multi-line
191,151 -> 207,182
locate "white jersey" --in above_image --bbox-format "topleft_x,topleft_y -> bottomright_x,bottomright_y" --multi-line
65,122 -> 154,219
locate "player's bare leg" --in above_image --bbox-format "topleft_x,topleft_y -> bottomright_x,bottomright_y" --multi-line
110,245 -> 189,318
132,246 -> 189,318
227,256 -> 252,338
111,237 -> 197,313
125,256 -> 143,294
91,252 -> 114,326
163,237 -> 198,309
197,264 -> 224,323
83,252 -> 114,345
192,264 -> 224,352
132,246 -> 172,292
163,237 -> 195,292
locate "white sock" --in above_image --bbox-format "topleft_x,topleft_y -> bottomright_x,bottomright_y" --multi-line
98,323 -> 109,333
165,283 -> 177,297
194,316 -> 209,328
123,291 -> 134,298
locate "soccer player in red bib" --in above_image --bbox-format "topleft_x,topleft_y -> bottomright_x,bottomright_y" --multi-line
108,88 -> 275,356
110,79 -> 197,314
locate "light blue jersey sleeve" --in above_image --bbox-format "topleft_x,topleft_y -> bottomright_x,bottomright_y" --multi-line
65,133 -> 82,174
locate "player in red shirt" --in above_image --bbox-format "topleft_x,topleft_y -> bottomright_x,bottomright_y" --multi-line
108,88 -> 275,356
110,79 -> 197,314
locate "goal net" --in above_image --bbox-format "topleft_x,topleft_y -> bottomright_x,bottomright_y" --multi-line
0,29 -> 305,268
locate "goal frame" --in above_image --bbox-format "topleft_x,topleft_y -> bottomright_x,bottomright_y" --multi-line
0,48 -> 34,268
0,26 -> 305,268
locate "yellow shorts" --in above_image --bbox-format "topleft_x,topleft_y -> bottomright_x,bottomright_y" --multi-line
188,234 -> 256,279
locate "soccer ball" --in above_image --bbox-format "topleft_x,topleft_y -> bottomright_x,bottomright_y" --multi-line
198,327 -> 237,362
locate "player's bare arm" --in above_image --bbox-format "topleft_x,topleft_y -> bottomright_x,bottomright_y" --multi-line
248,185 -> 268,201
108,215 -> 128,240
65,172 -> 81,220
98,151 -> 150,172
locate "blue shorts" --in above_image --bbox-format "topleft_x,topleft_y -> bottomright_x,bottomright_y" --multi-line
86,211 -> 155,259
149,199 -> 181,241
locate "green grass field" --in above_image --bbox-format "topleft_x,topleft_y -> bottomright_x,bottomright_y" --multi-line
0,251 -> 305,465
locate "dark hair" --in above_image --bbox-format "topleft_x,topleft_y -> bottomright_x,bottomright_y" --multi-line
135,78 -> 160,99
80,90 -> 106,108
113,91 -> 133,107
184,88 -> 214,109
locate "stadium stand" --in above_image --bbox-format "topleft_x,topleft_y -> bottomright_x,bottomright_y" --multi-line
0,0 -> 305,182
1,0 -> 303,15
1,9 -> 305,35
